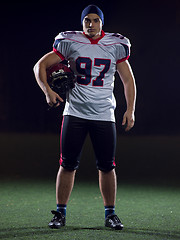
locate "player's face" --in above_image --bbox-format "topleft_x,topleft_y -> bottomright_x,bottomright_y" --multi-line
83,13 -> 102,39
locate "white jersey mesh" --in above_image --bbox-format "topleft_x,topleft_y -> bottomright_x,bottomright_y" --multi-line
53,31 -> 131,122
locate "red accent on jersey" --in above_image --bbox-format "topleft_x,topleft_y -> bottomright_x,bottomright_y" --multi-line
116,55 -> 130,64
53,47 -> 65,60
83,30 -> 105,44
113,159 -> 116,167
59,117 -> 64,166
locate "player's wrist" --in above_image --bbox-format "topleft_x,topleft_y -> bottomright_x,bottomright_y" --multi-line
126,107 -> 135,114
43,84 -> 52,95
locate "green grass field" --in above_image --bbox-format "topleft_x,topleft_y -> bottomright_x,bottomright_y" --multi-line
0,179 -> 180,240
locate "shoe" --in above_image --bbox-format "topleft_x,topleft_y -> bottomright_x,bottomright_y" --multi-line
105,214 -> 124,230
48,210 -> 66,229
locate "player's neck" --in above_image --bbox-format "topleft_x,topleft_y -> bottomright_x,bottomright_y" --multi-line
91,32 -> 101,40
86,30 -> 103,39
83,30 -> 105,43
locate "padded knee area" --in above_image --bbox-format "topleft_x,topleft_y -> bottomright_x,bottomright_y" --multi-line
96,160 -> 116,173
60,157 -> 80,171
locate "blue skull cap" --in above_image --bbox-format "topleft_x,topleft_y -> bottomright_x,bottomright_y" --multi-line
81,5 -> 104,25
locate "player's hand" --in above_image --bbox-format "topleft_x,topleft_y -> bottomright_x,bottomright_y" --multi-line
45,88 -> 64,108
122,110 -> 135,131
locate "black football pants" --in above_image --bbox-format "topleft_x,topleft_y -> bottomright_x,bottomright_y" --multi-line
60,115 -> 116,172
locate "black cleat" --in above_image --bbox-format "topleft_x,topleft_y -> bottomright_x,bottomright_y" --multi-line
105,214 -> 124,230
48,210 -> 66,229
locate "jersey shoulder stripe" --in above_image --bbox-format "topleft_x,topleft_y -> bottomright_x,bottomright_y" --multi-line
54,31 -> 88,43
54,31 -> 130,47
53,31 -> 131,62
102,32 -> 131,47
102,33 -> 131,62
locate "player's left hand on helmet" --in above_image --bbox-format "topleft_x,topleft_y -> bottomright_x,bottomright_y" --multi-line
122,110 -> 135,131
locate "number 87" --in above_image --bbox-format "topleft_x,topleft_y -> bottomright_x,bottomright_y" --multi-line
76,57 -> 111,87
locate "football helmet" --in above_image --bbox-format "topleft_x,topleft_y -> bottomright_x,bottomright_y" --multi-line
46,62 -> 75,95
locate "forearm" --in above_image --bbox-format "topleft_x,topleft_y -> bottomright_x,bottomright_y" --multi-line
33,61 -> 51,95
123,76 -> 136,113
117,60 -> 136,112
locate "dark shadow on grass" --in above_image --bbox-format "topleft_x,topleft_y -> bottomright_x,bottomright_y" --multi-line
124,227 -> 180,239
67,225 -> 180,239
69,226 -> 105,231
0,226 -> 57,239
0,226 -> 105,239
71,226 -> 180,239
0,226 -> 180,239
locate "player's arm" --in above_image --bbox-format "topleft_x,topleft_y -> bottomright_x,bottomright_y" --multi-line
33,51 -> 64,107
116,60 -> 136,131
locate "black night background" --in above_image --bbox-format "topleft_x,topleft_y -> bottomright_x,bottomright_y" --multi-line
0,0 -> 179,182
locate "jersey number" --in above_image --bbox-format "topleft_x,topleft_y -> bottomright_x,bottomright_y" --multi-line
76,57 -> 111,87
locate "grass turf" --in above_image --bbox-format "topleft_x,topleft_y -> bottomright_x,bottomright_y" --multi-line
0,179 -> 180,240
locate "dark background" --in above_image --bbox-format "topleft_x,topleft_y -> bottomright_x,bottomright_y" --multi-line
0,0 -> 179,182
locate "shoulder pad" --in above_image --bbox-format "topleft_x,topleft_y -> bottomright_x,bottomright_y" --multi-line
105,32 -> 131,47
55,31 -> 83,40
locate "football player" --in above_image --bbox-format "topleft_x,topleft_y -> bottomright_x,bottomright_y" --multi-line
33,4 -> 136,230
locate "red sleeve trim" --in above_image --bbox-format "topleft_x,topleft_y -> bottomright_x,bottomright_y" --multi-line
116,55 -> 129,64
53,47 -> 65,60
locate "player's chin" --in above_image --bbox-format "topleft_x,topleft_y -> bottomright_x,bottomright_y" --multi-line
87,30 -> 96,38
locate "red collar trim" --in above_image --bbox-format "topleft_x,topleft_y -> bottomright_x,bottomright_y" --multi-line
83,30 -> 105,44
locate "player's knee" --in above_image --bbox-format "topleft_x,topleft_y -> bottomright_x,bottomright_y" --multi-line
60,165 -> 76,173
60,157 -> 80,171
96,160 -> 116,173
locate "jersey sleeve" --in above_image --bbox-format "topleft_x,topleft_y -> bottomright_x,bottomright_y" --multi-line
53,32 -> 71,60
116,37 -> 131,64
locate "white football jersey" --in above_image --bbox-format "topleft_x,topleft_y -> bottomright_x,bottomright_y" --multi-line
53,31 -> 131,122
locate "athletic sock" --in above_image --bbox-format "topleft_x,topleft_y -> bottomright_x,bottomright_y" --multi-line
57,204 -> 67,217
105,205 -> 115,218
